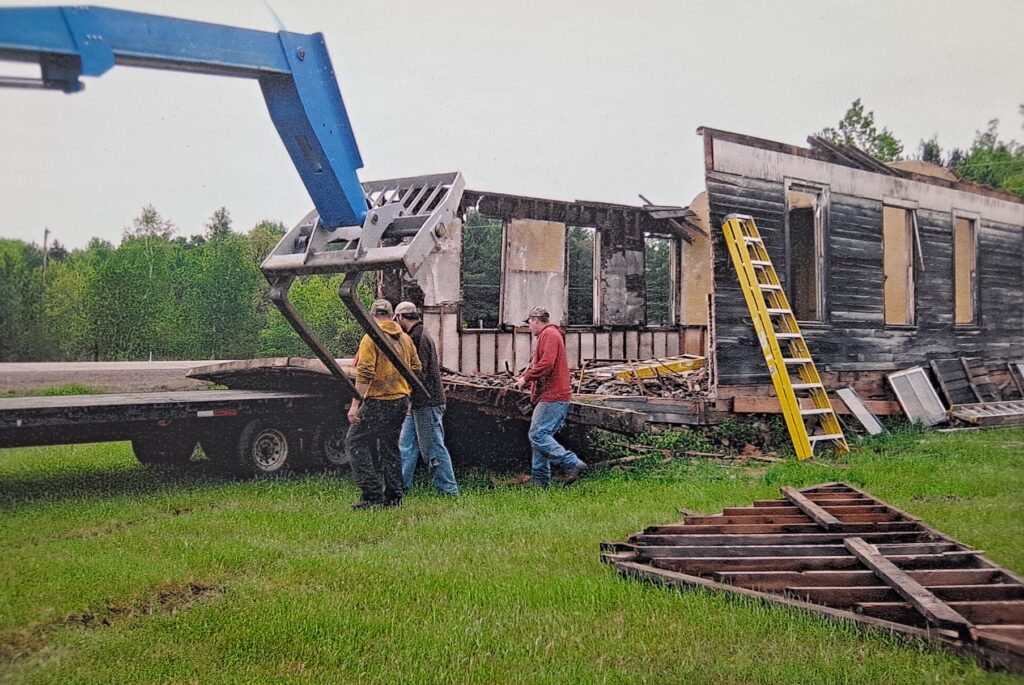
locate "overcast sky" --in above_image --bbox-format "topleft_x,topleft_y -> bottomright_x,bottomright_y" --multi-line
0,0 -> 1021,249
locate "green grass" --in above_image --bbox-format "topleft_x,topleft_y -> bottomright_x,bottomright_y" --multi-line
0,384 -> 102,399
0,428 -> 1022,684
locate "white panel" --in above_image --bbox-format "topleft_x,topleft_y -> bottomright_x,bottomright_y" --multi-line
610,331 -> 625,360
479,333 -> 497,374
665,332 -> 680,356
653,332 -> 667,359
625,330 -> 640,360
461,333 -> 478,373
887,367 -> 947,426
497,334 -> 515,375
440,312 -> 460,370
501,219 -> 567,325
513,331 -> 532,373
565,332 -> 581,369
579,333 -> 596,365
639,331 -> 655,360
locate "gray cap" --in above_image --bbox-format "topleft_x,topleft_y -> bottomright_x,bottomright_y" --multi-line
371,299 -> 394,316
524,306 -> 549,323
394,301 -> 418,316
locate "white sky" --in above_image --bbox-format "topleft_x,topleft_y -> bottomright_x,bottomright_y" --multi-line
0,0 -> 1022,249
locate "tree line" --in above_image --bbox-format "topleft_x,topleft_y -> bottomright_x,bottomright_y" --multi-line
0,206 -> 371,362
817,99 -> 1024,198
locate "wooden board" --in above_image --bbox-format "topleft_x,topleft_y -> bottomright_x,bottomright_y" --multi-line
929,358 -> 981,405
836,387 -> 884,435
604,482 -> 1024,672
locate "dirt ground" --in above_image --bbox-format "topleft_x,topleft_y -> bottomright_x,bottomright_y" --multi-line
0,362 -> 218,394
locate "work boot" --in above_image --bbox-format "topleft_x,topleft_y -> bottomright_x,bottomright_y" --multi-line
562,463 -> 588,487
351,499 -> 381,510
380,498 -> 403,509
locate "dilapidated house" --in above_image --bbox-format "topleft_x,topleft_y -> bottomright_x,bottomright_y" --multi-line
390,127 -> 1024,424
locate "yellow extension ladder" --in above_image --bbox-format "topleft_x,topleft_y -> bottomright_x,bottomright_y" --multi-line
721,214 -> 849,459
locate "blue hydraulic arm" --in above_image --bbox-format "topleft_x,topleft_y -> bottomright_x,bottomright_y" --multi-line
0,5 -> 367,228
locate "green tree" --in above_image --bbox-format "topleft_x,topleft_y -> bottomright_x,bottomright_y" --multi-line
247,220 -> 287,265
645,237 -> 670,326
45,244 -> 109,360
817,98 -> 904,162
951,117 -> 1024,199
257,273 -> 371,357
0,240 -> 50,361
461,212 -> 503,328
567,226 -> 595,326
205,207 -> 233,240
177,232 -> 264,359
125,204 -> 176,240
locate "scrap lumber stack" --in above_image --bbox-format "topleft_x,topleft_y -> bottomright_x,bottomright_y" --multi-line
603,483 -> 1024,672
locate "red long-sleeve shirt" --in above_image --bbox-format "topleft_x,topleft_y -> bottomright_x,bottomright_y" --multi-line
522,323 -> 572,403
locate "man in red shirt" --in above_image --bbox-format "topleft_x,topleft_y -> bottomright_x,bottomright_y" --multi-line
515,306 -> 588,486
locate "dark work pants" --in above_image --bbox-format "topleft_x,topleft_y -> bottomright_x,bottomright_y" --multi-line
346,398 -> 408,502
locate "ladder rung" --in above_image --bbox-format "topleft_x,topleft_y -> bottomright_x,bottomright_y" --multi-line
742,236 -> 763,244
766,308 -> 791,315
775,332 -> 801,339
808,433 -> 845,442
791,383 -> 823,390
782,357 -> 814,364
799,408 -> 834,416
759,284 -> 783,291
751,260 -> 772,267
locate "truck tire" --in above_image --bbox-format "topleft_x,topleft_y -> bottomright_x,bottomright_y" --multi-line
236,419 -> 300,476
132,435 -> 197,467
312,422 -> 350,470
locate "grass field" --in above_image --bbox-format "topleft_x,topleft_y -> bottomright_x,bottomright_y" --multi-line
1,427 -> 1022,684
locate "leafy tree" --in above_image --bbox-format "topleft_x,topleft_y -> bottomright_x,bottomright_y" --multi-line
45,246 -> 105,360
951,117 -> 1024,198
89,234 -> 179,359
461,212 -> 503,328
817,98 -> 903,162
567,226 -> 595,326
257,273 -> 371,357
645,237 -> 671,326
124,204 -> 176,240
918,135 -> 944,165
177,232 -> 264,359
0,240 -> 51,361
247,220 -> 287,265
205,207 -> 233,239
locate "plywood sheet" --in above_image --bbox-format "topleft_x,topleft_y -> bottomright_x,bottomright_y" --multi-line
883,206 -> 913,326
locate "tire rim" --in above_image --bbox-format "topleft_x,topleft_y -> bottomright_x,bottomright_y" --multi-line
323,427 -> 349,466
251,429 -> 288,471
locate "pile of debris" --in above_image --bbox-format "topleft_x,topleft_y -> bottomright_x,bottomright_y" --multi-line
443,355 -> 708,399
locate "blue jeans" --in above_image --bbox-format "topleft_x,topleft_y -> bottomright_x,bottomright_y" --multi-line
400,405 -> 460,496
529,401 -> 586,486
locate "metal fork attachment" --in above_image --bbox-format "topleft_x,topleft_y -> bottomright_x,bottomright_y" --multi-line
261,172 -> 466,399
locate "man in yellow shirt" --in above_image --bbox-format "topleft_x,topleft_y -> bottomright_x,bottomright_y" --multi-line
346,299 -> 422,509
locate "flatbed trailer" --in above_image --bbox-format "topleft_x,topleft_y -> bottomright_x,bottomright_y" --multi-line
0,388 -> 351,474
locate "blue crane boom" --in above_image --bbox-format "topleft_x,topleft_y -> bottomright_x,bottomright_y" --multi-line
0,5 -> 466,399
0,5 -> 367,228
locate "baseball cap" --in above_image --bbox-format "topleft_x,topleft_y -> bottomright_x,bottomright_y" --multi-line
394,301 -> 418,316
524,306 -> 549,323
371,299 -> 394,316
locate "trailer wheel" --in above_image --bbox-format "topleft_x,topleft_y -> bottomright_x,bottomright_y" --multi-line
237,419 -> 298,476
312,422 -> 350,469
132,435 -> 196,467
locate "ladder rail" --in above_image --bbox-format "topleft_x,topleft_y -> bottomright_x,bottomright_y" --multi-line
721,214 -> 849,459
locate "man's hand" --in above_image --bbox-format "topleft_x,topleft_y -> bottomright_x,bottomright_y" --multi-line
347,403 -> 361,425
514,376 -> 527,390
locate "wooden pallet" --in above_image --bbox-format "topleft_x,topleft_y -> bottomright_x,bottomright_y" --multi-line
603,483 -> 1024,672
950,400 -> 1024,427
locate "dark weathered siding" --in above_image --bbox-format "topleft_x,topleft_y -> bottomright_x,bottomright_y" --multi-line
709,172 -> 1024,387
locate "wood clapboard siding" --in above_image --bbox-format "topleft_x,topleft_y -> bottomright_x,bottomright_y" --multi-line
708,173 -> 1024,388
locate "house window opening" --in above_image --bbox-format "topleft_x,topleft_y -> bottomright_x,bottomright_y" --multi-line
954,216 -> 977,326
786,188 -> 822,322
567,226 -> 596,326
645,236 -> 672,326
461,213 -> 503,329
882,205 -> 916,326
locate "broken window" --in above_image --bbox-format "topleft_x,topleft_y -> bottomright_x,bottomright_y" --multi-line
645,236 -> 673,326
954,216 -> 978,326
461,213 -> 503,329
566,226 -> 596,326
785,184 -> 826,322
882,205 -> 916,326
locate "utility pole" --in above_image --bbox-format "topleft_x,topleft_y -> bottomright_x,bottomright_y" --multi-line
41,227 -> 49,309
